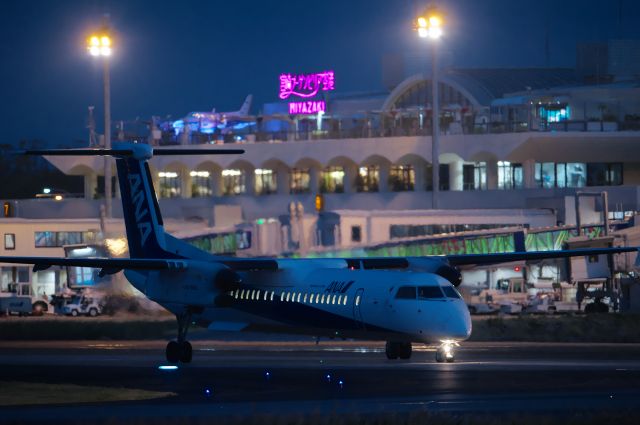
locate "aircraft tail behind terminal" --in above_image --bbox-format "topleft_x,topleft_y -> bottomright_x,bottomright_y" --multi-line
237,94 -> 253,116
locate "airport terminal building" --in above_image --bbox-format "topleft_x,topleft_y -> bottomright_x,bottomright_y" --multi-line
3,40 -> 640,311
40,60 -> 640,232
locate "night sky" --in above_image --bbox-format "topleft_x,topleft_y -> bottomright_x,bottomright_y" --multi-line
1,0 -> 639,147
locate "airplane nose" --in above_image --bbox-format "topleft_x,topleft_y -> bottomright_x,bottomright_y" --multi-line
447,302 -> 472,340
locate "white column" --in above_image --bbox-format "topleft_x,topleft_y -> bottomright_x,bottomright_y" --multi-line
84,172 -> 97,199
277,168 -> 290,195
487,160 -> 498,190
181,167 -> 192,198
523,159 -> 536,189
414,164 -> 425,192
378,163 -> 390,192
212,171 -> 223,196
244,168 -> 255,196
343,164 -> 357,193
449,160 -> 464,191
309,167 -> 319,194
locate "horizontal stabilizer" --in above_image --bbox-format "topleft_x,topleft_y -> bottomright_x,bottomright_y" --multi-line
16,147 -> 244,157
0,256 -> 188,275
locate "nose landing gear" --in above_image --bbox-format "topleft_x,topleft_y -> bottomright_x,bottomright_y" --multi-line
166,310 -> 193,364
435,341 -> 458,363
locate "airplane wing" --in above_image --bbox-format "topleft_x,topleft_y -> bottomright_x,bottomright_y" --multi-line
0,256 -> 187,276
444,246 -> 638,267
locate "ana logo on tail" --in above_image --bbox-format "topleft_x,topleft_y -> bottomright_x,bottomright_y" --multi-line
128,173 -> 152,247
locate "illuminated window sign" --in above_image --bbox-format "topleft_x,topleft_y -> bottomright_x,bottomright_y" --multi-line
280,71 -> 334,115
279,71 -> 335,100
289,100 -> 326,115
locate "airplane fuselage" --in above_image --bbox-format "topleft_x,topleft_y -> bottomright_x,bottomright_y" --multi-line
125,261 -> 472,344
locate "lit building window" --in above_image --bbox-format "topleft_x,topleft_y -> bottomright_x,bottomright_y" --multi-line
389,165 -> 415,191
190,170 -> 212,197
320,166 -> 345,193
158,171 -> 181,198
289,168 -> 310,194
255,169 -> 277,195
535,163 -> 588,188
463,162 -> 487,190
538,104 -> 570,123
497,161 -> 523,189
356,166 -> 379,192
222,169 -> 246,195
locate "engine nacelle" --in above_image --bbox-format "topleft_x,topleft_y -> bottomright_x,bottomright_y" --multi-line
214,267 -> 242,292
404,257 -> 463,287
435,264 -> 463,287
144,261 -> 242,306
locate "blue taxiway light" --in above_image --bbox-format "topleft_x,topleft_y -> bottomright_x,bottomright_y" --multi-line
158,365 -> 179,371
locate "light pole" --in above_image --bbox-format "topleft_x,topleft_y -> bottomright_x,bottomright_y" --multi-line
415,6 -> 443,209
87,23 -> 113,218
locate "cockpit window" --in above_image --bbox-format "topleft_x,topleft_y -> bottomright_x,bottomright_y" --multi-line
418,286 -> 444,299
395,286 -> 416,299
442,286 -> 462,299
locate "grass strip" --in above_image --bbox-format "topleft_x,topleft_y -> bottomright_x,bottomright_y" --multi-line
0,381 -> 175,406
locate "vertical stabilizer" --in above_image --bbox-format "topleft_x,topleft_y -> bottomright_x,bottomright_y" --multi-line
114,145 -> 173,259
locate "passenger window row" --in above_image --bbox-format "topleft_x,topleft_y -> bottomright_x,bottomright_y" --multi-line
395,285 -> 461,300
229,288 -> 349,306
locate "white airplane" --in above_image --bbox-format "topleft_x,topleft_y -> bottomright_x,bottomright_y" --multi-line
3,143 -> 638,364
171,95 -> 254,135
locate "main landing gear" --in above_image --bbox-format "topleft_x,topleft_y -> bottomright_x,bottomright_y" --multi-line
385,341 -> 412,360
166,311 -> 193,364
435,341 -> 458,363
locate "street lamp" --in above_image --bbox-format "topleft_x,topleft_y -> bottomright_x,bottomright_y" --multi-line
415,5 -> 444,209
87,22 -> 113,218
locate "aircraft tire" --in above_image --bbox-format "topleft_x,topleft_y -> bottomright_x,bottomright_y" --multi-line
180,341 -> 193,363
435,348 -> 445,363
166,341 -> 180,363
385,341 -> 400,360
398,342 -> 412,359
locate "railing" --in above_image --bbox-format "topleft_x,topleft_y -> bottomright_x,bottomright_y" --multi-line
144,119 -> 640,146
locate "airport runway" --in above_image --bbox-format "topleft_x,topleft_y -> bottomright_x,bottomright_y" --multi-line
2,339 -> 640,423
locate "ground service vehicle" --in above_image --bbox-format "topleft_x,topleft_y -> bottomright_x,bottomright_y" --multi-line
62,295 -> 102,317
